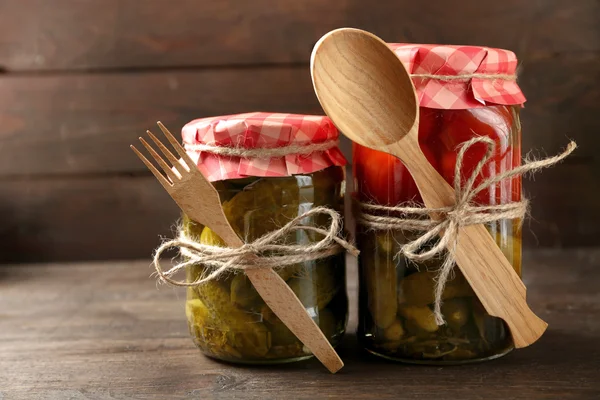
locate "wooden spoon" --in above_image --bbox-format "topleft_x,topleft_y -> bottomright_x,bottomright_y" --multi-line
310,27 -> 547,348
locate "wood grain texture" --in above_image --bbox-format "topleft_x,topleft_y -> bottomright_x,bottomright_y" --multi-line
0,0 -> 597,71
0,53 -> 596,176
0,67 -> 321,176
0,249 -> 599,399
522,163 -> 600,248
0,176 -> 180,263
518,51 -> 600,247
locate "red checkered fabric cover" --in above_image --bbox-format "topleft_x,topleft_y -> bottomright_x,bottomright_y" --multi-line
389,43 -> 526,109
181,112 -> 347,182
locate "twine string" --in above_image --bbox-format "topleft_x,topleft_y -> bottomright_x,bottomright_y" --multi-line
356,137 -> 577,325
410,73 -> 517,82
153,207 -> 359,287
183,139 -> 339,159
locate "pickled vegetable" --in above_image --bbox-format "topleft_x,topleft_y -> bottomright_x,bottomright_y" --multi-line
399,305 -> 439,333
441,298 -> 470,330
383,319 -> 405,341
186,298 -> 243,359
200,226 -> 227,247
399,271 -> 473,306
364,253 -> 398,329
196,280 -> 270,358
230,274 -> 262,310
186,298 -> 210,324
355,106 -> 521,363
287,263 -> 340,310
230,264 -> 305,310
184,168 -> 348,363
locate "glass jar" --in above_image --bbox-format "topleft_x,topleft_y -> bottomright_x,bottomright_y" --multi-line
354,44 -> 525,364
180,113 -> 348,364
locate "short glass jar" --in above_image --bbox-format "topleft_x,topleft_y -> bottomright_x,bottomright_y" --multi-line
353,44 -> 525,364
180,113 -> 348,364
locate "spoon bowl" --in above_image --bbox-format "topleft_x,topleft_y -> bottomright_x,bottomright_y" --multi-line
311,28 -> 419,148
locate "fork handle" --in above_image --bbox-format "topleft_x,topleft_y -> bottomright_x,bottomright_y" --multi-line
246,268 -> 344,372
210,223 -> 344,373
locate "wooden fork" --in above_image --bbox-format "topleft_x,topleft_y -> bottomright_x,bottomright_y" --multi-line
131,122 -> 344,373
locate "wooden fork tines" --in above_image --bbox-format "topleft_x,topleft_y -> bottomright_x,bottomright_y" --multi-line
131,122 -> 193,190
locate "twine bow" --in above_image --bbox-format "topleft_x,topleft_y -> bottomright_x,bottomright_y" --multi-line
358,137 -> 577,325
153,207 -> 359,287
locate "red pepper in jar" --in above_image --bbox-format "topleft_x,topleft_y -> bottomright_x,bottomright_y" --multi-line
354,109 -> 441,205
438,106 -> 518,205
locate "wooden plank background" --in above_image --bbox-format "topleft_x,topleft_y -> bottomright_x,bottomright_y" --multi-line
0,0 -> 598,262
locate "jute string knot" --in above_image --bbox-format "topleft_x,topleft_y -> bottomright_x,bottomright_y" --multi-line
357,137 -> 577,325
153,206 -> 359,287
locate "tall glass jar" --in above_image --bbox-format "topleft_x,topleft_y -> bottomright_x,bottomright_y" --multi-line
353,44 -> 526,364
180,113 -> 349,364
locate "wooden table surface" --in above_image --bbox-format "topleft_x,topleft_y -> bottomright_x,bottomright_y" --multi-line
1,249 -> 599,399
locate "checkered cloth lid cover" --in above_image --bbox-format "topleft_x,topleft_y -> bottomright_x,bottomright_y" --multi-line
389,43 -> 526,109
182,112 -> 347,182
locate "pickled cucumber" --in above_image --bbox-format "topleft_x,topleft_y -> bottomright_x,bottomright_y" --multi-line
197,280 -> 270,358
375,232 -> 397,254
383,319 -> 405,341
200,226 -> 227,247
267,316 -> 298,346
399,270 -> 473,306
186,298 -> 211,325
230,273 -> 262,310
287,265 -> 340,310
230,264 -> 320,310
182,169 -> 347,362
399,305 -> 439,333
364,257 -> 398,329
181,213 -> 203,239
222,178 -> 300,241
359,226 -> 519,362
441,298 -> 470,330
186,298 -> 243,359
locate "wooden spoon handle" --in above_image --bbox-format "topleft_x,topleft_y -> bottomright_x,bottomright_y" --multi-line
455,224 -> 548,348
208,220 -> 344,373
387,139 -> 547,348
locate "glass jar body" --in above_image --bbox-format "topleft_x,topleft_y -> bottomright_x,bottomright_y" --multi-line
353,105 -> 522,364
183,166 -> 348,364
